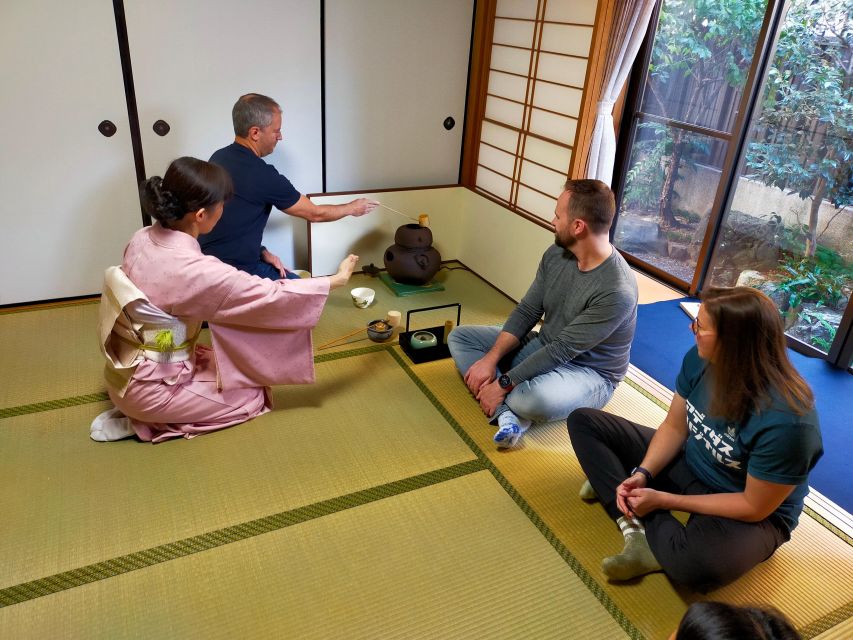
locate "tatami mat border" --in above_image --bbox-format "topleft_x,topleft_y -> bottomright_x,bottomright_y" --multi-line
0,459 -> 483,608
385,347 -> 645,640
800,601 -> 853,640
0,392 -> 110,420
0,344 -> 390,420
0,298 -> 99,315
802,506 -> 853,546
623,376 -> 670,411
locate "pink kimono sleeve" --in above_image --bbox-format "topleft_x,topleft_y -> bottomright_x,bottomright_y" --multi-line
205,265 -> 332,389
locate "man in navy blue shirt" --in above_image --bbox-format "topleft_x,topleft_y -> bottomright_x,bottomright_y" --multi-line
200,93 -> 377,279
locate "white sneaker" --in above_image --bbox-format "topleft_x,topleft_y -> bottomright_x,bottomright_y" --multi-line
90,408 -> 135,442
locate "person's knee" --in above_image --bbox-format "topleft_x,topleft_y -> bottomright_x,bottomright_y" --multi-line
566,407 -> 604,436
506,388 -> 557,423
446,328 -> 464,352
447,325 -> 484,353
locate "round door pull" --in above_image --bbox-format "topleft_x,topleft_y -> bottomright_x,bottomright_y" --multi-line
98,120 -> 117,137
153,120 -> 171,136
443,116 -> 455,130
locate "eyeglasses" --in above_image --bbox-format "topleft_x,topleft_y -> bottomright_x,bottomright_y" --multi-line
690,317 -> 715,336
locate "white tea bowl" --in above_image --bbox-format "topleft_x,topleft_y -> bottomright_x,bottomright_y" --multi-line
350,287 -> 375,308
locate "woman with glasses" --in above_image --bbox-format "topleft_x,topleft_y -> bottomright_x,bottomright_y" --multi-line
567,287 -> 822,592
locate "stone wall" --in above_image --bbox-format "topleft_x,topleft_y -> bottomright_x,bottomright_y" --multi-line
672,164 -> 853,260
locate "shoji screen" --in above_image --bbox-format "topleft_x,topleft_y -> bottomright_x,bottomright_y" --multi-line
475,0 -> 598,221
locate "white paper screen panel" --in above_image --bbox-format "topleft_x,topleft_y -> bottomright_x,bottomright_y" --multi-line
523,136 -> 572,171
517,185 -> 557,219
1,0 -> 142,304
537,52 -> 588,87
325,0 -> 473,192
125,0 -> 320,272
488,72 -> 529,103
481,121 -> 521,154
479,143 -> 517,178
540,24 -> 594,57
485,96 -> 525,128
490,45 -> 534,76
496,0 -> 539,19
529,109 -> 577,145
519,161 -> 566,196
493,18 -> 536,47
544,0 -> 597,24
477,166 -> 513,201
533,82 -> 583,117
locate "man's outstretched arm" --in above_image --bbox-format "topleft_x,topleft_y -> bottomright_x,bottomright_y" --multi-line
283,195 -> 378,223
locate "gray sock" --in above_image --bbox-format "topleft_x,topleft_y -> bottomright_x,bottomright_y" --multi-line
579,479 -> 597,501
601,516 -> 662,581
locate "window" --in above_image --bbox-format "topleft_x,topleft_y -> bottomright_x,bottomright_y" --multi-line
472,0 -> 599,223
613,0 -> 853,366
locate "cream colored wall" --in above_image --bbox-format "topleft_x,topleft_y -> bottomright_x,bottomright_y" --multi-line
311,187 -> 684,304
309,188 -> 466,277
311,188 -> 551,300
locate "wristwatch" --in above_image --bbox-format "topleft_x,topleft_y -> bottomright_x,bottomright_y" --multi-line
498,374 -> 515,392
630,466 -> 653,483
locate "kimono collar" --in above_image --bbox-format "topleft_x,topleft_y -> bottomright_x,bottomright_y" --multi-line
148,222 -> 201,252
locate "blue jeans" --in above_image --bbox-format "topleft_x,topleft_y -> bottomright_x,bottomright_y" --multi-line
251,260 -> 302,280
447,325 -> 615,424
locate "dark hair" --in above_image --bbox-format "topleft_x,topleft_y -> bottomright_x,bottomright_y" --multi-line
140,157 -> 233,227
676,602 -> 801,640
232,93 -> 281,137
701,287 -> 814,422
562,179 -> 615,234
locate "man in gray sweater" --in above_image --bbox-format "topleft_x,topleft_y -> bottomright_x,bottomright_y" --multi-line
448,179 -> 638,449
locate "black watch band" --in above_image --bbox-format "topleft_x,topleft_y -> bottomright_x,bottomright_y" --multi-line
630,466 -> 653,482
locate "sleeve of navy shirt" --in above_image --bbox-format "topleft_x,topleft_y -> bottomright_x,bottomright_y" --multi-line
256,162 -> 301,211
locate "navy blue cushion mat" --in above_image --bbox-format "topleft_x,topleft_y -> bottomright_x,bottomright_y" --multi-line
633,298 -> 852,512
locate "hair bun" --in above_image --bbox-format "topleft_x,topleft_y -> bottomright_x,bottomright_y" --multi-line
141,175 -> 184,223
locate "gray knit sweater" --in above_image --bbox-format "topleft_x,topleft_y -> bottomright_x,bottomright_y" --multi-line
502,243 -> 638,384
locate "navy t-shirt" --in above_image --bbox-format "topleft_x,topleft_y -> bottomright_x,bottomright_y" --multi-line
676,345 -> 823,533
200,143 -> 301,271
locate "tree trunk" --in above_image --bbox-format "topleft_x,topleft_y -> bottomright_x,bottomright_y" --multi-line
805,176 -> 827,257
658,130 -> 683,228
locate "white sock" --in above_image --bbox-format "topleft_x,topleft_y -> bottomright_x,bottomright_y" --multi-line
91,408 -> 135,442
497,410 -> 531,432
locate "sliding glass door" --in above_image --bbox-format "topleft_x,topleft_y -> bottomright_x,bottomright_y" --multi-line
613,0 -> 852,366
706,0 -> 853,360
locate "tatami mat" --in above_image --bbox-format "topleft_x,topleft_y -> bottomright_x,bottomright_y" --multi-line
0,472 -> 630,640
313,264 -> 515,353
0,301 -> 103,408
0,349 -> 474,587
1,266 -> 850,639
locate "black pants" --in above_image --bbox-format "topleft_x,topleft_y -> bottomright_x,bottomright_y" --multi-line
567,408 -> 789,593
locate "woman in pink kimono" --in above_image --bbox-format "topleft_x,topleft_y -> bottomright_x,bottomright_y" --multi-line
93,156 -> 358,443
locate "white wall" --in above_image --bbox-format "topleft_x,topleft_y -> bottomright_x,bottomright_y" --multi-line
0,1 -> 141,305
310,188 -> 555,301
125,0 -> 322,272
324,0 -> 474,192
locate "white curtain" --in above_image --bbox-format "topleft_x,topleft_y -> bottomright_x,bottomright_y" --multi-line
586,0 -> 657,186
